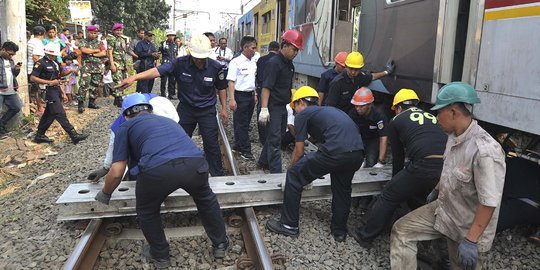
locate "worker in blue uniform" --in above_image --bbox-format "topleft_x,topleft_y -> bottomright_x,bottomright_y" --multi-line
316,51 -> 347,105
94,93 -> 229,268
255,41 -> 280,145
116,34 -> 228,176
266,86 -> 364,242
349,88 -> 447,248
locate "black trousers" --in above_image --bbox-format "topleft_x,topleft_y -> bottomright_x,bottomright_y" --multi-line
136,157 -> 227,259
281,150 -> 364,236
233,91 -> 255,154
160,75 -> 176,97
37,87 -> 74,133
363,137 -> 379,168
178,104 -> 224,176
281,131 -> 295,149
258,104 -> 287,173
357,158 -> 442,241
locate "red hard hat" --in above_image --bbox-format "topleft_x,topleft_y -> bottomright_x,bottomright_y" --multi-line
350,87 -> 374,106
282,29 -> 303,51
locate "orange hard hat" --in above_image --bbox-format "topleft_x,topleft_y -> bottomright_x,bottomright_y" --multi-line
282,29 -> 303,51
350,87 -> 374,106
335,51 -> 348,66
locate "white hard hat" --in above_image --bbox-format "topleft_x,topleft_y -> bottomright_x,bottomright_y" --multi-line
189,34 -> 211,59
44,42 -> 61,56
166,30 -> 176,36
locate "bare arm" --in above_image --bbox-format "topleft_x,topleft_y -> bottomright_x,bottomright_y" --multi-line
466,205 -> 496,242
218,89 -> 228,123
30,75 -> 59,86
115,68 -> 161,89
79,46 -> 101,54
261,87 -> 271,108
372,71 -> 388,81
317,92 -> 325,106
102,160 -> 127,194
378,136 -> 388,162
227,80 -> 237,111
291,141 -> 305,166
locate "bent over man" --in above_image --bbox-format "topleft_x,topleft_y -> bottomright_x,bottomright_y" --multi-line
266,86 -> 364,242
390,82 -> 506,270
94,93 -> 229,269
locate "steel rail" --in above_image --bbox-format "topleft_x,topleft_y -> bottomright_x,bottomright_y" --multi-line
63,219 -> 108,270
216,115 -> 274,270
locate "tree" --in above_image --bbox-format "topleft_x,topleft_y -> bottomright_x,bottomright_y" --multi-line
91,0 -> 171,36
26,0 -> 70,28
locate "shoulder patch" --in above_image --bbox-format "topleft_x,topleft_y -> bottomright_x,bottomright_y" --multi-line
34,61 -> 41,69
377,120 -> 384,130
218,70 -> 225,80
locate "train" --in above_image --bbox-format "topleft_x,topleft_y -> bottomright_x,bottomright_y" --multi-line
219,0 -> 540,155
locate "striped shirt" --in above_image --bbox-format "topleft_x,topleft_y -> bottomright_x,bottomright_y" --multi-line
27,37 -> 44,74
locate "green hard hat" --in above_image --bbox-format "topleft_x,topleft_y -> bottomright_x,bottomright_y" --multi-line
431,82 -> 480,110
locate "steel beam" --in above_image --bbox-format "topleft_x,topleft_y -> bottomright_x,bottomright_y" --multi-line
56,168 -> 390,221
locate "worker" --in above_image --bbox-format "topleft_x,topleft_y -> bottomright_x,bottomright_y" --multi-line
134,31 -> 159,93
116,34 -> 228,176
77,25 -> 107,113
94,93 -> 229,268
159,31 -> 178,99
348,87 -> 388,168
316,51 -> 347,105
349,88 -> 447,248
106,23 -> 129,107
255,41 -> 280,145
266,86 -> 364,242
227,36 -> 258,160
390,82 -> 506,269
325,52 -> 394,113
87,93 -> 179,182
30,42 -> 88,144
258,29 -> 302,173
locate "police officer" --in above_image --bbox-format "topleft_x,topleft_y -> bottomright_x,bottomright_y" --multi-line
390,83 -> 506,269
107,23 -> 129,106
266,86 -> 364,242
258,30 -> 302,173
325,52 -> 394,113
30,43 -> 88,144
227,36 -> 258,160
255,41 -> 280,145
78,25 -> 107,113
116,34 -> 228,176
349,88 -> 447,248
159,31 -> 178,99
135,31 -> 159,93
348,87 -> 388,168
316,51 -> 347,105
94,94 -> 229,268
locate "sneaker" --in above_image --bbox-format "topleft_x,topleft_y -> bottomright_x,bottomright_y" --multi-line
141,244 -> 171,269
213,237 -> 229,258
240,152 -> 254,160
349,228 -> 373,249
266,218 -> 299,237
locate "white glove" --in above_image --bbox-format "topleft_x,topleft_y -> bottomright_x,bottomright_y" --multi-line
373,162 -> 385,168
259,107 -> 270,125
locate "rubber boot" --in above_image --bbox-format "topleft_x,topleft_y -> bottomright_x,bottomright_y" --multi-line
34,130 -> 54,144
68,129 -> 89,144
113,96 -> 118,107
116,96 -> 123,108
78,101 -> 85,114
88,98 -> 100,109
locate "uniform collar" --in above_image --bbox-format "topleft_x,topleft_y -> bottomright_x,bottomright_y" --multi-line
449,119 -> 478,146
189,56 -> 208,70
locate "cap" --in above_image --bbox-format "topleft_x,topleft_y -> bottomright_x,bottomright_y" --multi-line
86,25 -> 99,32
32,26 -> 46,35
144,31 -> 154,36
112,23 -> 124,30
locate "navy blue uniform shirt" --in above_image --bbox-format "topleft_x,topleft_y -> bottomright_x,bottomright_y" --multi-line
157,56 -> 227,108
295,106 -> 364,155
113,113 -> 203,175
255,52 -> 278,88
135,40 -> 157,69
348,106 -> 388,140
262,53 -> 295,106
325,71 -> 372,113
32,57 -> 60,86
160,40 -> 178,63
387,107 -> 447,176
316,68 -> 339,104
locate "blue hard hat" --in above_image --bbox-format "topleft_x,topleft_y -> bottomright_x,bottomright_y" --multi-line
122,93 -> 153,116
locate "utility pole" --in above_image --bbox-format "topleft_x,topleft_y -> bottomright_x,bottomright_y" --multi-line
0,0 -> 29,118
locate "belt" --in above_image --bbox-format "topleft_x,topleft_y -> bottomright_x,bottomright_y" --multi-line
424,155 -> 444,159
235,90 -> 254,94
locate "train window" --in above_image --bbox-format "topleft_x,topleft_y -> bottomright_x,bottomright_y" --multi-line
262,11 -> 271,34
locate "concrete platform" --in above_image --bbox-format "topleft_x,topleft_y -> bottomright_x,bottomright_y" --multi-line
56,168 -> 391,221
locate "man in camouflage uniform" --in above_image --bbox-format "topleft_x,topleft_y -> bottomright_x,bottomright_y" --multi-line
107,23 -> 129,107
78,25 -> 107,113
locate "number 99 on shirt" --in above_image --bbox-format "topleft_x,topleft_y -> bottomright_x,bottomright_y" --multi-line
410,112 -> 437,125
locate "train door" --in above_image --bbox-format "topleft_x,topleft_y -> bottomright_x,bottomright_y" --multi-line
333,0 -> 361,56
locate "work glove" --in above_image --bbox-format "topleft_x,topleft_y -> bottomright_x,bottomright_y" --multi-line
385,59 -> 395,75
426,188 -> 439,203
88,167 -> 109,182
95,190 -> 112,205
258,107 -> 270,125
457,238 -> 478,270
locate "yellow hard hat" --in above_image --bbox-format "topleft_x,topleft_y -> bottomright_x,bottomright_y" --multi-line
392,88 -> 420,110
345,52 -> 364,69
290,86 -> 319,109
189,34 -> 211,58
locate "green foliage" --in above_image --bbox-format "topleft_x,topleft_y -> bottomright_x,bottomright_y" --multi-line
91,0 -> 171,37
26,0 -> 70,28
152,28 -> 167,47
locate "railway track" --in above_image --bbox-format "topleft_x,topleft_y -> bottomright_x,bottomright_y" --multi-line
63,114 -> 278,270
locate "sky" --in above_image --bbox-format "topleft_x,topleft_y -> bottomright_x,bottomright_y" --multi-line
167,0 -> 260,35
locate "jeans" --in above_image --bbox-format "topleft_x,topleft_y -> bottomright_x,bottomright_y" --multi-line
0,94 -> 22,128
178,103 -> 224,176
258,104 -> 287,173
233,91 -> 255,154
136,157 -> 227,259
280,150 -> 364,235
